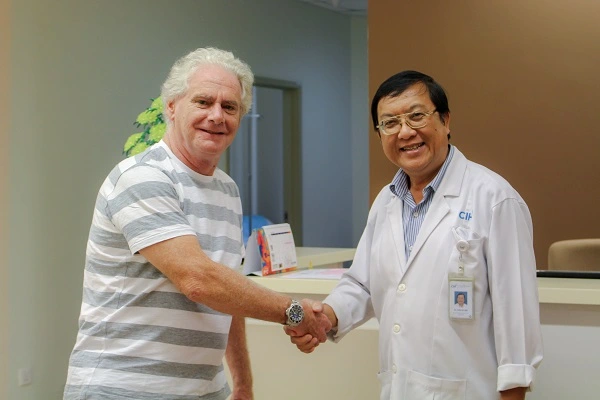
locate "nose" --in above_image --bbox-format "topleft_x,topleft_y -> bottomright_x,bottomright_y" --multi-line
396,121 -> 417,139
208,105 -> 225,124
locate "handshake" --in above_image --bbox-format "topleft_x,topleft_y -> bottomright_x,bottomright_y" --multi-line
283,299 -> 337,354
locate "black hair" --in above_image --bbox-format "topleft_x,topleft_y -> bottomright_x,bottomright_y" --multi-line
370,70 -> 450,137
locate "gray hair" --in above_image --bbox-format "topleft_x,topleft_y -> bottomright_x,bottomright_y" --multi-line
161,47 -> 254,117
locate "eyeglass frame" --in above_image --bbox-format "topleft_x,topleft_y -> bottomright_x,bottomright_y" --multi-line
376,109 -> 438,135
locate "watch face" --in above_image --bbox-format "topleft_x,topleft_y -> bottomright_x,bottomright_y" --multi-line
289,303 -> 304,325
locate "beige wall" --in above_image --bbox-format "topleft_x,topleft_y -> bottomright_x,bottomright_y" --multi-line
368,0 -> 600,267
0,0 -> 9,396
7,1 -> 363,398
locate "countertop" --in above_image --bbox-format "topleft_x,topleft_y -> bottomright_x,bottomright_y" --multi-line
251,247 -> 600,306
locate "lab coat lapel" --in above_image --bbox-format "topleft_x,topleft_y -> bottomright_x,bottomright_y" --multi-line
405,149 -> 467,269
385,196 -> 408,274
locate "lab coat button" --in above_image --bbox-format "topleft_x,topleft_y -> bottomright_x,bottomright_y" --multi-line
392,364 -> 397,373
397,283 -> 406,293
393,324 -> 400,333
457,240 -> 470,252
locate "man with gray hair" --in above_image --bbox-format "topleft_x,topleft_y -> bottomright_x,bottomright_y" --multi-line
64,47 -> 331,400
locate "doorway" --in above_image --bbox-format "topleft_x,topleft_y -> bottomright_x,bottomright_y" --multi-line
224,78 -> 302,245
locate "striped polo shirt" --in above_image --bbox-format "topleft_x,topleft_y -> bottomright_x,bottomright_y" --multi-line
64,141 -> 244,400
390,145 -> 455,260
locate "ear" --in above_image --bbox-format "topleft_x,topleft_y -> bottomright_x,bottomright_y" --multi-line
165,99 -> 176,122
440,112 -> 451,137
440,112 -> 451,128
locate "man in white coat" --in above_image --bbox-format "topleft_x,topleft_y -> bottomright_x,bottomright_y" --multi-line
286,70 -> 543,400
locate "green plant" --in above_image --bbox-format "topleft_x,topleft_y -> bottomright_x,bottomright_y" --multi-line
123,97 -> 166,157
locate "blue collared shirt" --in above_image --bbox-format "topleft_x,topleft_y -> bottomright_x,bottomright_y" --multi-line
389,145 -> 455,260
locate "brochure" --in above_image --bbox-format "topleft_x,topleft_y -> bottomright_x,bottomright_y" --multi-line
243,223 -> 298,276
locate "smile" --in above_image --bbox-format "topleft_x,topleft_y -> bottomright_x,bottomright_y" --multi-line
401,143 -> 424,151
202,128 -> 225,135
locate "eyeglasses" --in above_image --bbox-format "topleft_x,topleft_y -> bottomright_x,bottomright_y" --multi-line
376,109 -> 437,135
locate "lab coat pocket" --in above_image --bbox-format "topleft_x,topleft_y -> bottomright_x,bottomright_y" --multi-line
377,370 -> 393,400
404,370 -> 466,400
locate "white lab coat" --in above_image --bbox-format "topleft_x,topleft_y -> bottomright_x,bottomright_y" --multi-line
324,147 -> 543,400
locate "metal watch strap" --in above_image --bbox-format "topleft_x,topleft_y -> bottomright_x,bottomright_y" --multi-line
285,299 -> 304,326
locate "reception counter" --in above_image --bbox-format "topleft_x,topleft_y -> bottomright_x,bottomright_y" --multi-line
537,276 -> 600,305
254,275 -> 600,306
230,248 -> 600,399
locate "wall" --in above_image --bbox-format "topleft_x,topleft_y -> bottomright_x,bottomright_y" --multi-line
1,0 -> 10,397
7,0 -> 366,398
368,0 -> 600,266
350,16 -> 369,245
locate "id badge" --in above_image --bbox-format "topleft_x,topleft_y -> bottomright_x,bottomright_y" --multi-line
448,273 -> 474,320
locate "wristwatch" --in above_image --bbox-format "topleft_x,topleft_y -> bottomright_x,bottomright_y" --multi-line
285,299 -> 304,326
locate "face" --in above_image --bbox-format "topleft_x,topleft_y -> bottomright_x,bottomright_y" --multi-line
457,294 -> 465,306
377,83 -> 451,187
164,64 -> 242,174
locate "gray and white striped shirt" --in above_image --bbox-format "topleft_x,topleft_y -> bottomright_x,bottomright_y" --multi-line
64,141 -> 243,400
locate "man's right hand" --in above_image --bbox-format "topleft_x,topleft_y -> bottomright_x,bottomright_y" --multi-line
287,299 -> 331,343
284,299 -> 335,352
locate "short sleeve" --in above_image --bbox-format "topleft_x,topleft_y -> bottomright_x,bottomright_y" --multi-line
106,165 -> 196,254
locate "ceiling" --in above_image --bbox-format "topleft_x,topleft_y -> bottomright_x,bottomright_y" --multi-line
296,0 -> 367,16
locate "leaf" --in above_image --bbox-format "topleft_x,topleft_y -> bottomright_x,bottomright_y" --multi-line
150,97 -> 164,111
128,142 -> 150,156
136,109 -> 161,125
148,123 -> 167,143
125,96 -> 164,157
123,132 -> 144,153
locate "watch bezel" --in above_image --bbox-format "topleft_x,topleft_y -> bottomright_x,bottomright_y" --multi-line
286,300 -> 304,326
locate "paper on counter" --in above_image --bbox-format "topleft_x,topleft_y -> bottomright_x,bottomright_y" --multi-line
274,268 -> 347,280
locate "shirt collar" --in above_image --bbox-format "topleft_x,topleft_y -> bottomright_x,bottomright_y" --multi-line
389,144 -> 455,198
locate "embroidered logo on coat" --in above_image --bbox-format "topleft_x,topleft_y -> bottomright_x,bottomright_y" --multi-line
459,211 -> 473,221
